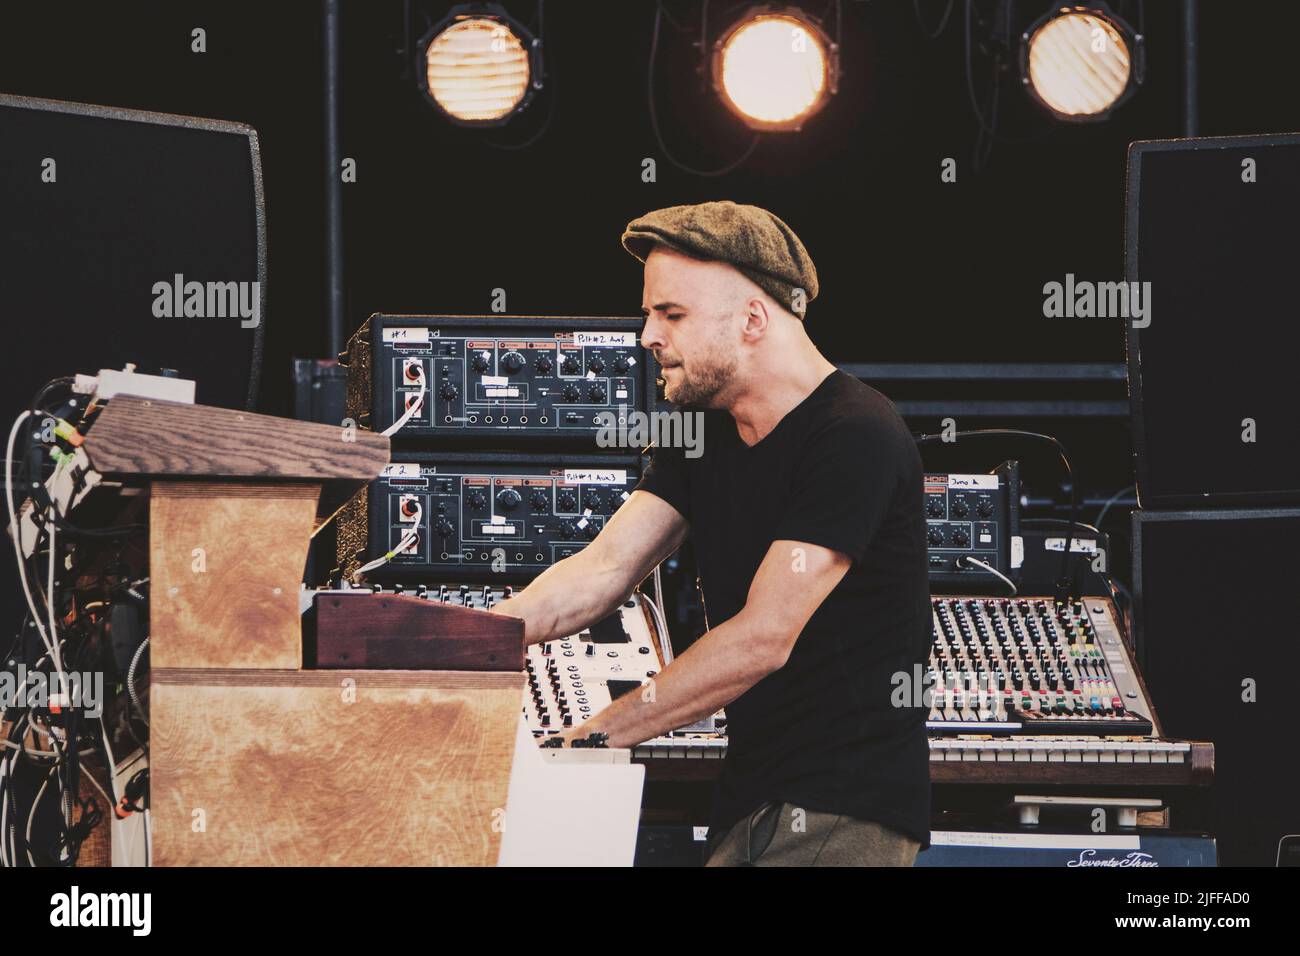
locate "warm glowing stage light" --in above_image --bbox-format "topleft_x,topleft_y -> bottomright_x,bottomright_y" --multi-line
418,6 -> 538,126
712,7 -> 838,131
1020,5 -> 1143,121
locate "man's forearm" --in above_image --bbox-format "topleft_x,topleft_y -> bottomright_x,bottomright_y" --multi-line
576,611 -> 778,748
489,547 -> 629,646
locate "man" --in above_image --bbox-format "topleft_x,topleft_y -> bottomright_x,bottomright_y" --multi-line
491,201 -> 931,866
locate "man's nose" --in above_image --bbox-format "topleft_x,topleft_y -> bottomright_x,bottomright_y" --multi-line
640,313 -> 666,351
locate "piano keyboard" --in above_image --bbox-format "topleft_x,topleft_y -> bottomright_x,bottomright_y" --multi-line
632,736 -> 1191,763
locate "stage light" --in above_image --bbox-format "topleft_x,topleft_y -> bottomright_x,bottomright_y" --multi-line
417,4 -> 541,126
1019,4 -> 1144,122
711,5 -> 838,132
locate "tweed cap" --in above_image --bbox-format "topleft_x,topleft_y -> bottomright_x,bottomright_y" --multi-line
621,201 -> 819,317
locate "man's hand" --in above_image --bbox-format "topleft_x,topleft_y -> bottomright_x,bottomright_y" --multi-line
484,490 -> 687,648
574,539 -> 852,748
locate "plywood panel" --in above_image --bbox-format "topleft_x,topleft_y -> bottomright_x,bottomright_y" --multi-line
151,669 -> 524,866
150,482 -> 318,669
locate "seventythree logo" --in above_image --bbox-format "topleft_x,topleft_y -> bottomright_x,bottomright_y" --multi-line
152,273 -> 260,328
49,886 -> 151,936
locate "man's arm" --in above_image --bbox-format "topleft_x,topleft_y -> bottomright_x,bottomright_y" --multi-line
489,489 -> 688,646
567,539 -> 852,748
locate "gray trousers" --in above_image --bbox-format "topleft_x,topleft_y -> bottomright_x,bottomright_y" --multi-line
705,801 -> 920,867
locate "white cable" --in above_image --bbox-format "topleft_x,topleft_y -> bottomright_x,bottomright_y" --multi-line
639,587 -> 674,667
48,518 -> 64,677
6,411 -> 62,674
960,556 -> 1018,596
650,564 -> 673,664
381,378 -> 426,438
351,501 -> 422,581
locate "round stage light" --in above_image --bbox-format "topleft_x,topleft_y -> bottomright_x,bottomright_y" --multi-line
712,8 -> 837,131
1020,5 -> 1143,121
418,7 -> 538,126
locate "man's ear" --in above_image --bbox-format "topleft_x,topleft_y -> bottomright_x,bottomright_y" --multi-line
741,295 -> 772,339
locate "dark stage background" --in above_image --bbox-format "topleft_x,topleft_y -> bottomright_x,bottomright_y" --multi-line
3,0 -> 1299,572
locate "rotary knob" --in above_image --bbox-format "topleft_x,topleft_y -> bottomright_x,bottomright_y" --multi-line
530,490 -> 550,511
535,354 -> 554,374
561,355 -> 581,375
557,490 -> 577,511
977,500 -> 994,517
502,352 -> 524,373
584,523 -> 600,540
559,521 -> 577,540
928,528 -> 944,546
439,383 -> 459,401
612,356 -> 630,374
584,491 -> 605,512
496,488 -> 522,511
433,517 -> 454,537
562,384 -> 581,402
952,499 -> 969,518
926,499 -> 944,517
587,356 -> 605,375
952,529 -> 970,546
587,384 -> 607,403
471,351 -> 491,372
466,490 -> 487,510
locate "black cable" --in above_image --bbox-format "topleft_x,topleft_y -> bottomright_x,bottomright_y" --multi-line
913,428 -> 1082,603
914,0 -> 956,38
656,0 -> 695,33
648,2 -> 761,177
963,0 -> 1051,147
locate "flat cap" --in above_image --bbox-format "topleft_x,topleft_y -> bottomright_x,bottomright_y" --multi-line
621,201 -> 819,317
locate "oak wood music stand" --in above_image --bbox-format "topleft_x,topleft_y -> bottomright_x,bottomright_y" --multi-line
82,396 -> 526,866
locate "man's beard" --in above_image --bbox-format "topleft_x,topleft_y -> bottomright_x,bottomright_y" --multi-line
662,351 -> 737,409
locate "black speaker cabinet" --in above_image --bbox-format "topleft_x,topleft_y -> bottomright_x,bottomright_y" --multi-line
0,94 -> 266,413
1125,134 -> 1300,508
1133,508 -> 1300,865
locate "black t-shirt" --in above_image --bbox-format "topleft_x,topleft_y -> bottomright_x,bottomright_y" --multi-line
635,369 -> 932,847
